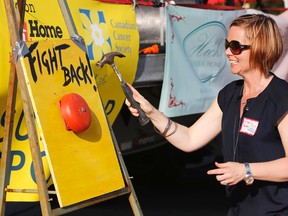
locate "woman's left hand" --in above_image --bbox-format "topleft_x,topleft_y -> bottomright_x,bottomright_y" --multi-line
207,161 -> 246,186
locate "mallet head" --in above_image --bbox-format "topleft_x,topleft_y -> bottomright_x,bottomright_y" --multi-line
96,52 -> 126,69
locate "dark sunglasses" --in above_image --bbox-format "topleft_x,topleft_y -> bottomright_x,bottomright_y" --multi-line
225,39 -> 251,55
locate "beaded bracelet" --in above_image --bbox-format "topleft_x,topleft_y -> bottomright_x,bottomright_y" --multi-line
154,118 -> 172,137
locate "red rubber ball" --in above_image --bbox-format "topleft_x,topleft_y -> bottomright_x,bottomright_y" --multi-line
60,93 -> 92,133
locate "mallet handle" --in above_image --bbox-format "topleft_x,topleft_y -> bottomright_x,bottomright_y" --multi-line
122,83 -> 150,126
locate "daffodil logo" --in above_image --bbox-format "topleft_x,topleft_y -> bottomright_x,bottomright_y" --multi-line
79,9 -> 112,61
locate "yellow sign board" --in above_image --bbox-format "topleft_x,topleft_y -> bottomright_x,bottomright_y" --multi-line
22,39 -> 125,207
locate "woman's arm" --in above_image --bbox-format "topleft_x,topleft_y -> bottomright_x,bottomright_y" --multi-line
126,83 -> 222,152
250,112 -> 288,182
207,112 -> 288,186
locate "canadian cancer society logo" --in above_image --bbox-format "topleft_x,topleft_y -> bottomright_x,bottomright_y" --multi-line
79,9 -> 112,61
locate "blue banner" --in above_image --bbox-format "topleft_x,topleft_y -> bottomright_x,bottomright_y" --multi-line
159,6 -> 245,117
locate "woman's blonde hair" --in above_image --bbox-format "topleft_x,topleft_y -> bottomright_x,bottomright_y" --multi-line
230,14 -> 283,74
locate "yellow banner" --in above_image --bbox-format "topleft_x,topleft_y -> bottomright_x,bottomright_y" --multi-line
0,0 -> 69,201
18,0 -> 70,41
66,0 -> 139,122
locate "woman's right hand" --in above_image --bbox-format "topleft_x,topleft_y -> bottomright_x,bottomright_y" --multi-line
125,83 -> 155,118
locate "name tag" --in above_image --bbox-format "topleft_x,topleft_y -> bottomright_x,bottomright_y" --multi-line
240,117 -> 259,136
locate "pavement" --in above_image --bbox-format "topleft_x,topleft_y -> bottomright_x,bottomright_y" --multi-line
5,144 -> 228,216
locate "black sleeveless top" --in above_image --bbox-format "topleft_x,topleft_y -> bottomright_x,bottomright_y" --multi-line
218,74 -> 288,216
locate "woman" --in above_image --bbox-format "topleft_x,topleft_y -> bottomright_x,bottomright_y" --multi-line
126,14 -> 288,215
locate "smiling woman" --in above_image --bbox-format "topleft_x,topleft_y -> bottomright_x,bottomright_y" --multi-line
125,12 -> 288,216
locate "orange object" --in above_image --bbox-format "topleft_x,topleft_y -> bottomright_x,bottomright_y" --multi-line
139,44 -> 160,54
59,93 -> 92,133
